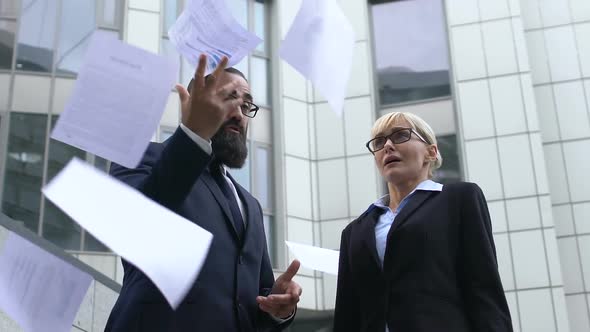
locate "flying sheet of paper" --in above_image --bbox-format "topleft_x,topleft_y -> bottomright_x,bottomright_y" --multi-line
279,0 -> 355,116
168,0 -> 262,73
285,241 -> 339,275
0,232 -> 92,332
42,158 -> 214,309
51,30 -> 179,169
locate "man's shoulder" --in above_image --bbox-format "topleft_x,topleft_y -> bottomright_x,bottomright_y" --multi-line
109,141 -> 164,175
146,140 -> 165,155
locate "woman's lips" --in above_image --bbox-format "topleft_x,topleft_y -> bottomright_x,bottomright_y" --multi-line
383,156 -> 401,167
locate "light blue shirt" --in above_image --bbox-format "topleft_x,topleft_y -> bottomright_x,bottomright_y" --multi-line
373,179 -> 443,265
372,179 -> 442,332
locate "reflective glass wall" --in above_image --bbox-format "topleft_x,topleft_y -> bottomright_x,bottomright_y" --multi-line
369,0 -> 461,185
160,0 -> 277,265
0,0 -> 124,252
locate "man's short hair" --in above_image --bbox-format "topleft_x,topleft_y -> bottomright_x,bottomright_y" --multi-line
187,67 -> 247,92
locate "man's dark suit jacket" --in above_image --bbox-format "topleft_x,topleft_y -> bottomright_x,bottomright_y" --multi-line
333,182 -> 512,332
105,127 -> 291,332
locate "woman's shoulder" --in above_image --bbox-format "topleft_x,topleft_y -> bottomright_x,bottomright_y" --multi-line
442,181 -> 482,194
441,181 -> 487,203
344,204 -> 382,231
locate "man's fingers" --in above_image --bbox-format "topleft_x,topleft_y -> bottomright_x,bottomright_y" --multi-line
208,56 -> 229,86
264,293 -> 300,305
258,300 -> 293,316
258,302 -> 273,313
193,54 -> 207,90
176,84 -> 190,104
278,260 -> 300,283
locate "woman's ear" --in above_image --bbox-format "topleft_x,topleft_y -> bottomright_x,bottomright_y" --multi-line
427,144 -> 438,162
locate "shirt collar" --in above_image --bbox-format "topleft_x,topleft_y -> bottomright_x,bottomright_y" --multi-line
373,179 -> 443,209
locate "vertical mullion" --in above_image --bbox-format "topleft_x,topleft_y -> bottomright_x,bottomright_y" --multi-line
38,0 -> 63,237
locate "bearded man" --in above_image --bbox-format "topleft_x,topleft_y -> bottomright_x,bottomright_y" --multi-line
105,56 -> 301,332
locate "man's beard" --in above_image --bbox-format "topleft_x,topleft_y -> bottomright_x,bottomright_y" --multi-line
211,120 -> 248,168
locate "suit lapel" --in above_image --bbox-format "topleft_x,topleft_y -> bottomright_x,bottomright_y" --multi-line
201,170 -> 242,243
227,172 -> 253,241
359,207 -> 384,269
387,190 -> 435,236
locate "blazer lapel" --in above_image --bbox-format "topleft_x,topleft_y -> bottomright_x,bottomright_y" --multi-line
201,170 -> 241,242
360,207 -> 384,269
387,190 -> 435,236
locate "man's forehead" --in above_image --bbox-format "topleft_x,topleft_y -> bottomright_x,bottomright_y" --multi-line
188,72 -> 252,101
219,72 -> 252,100
220,72 -> 248,85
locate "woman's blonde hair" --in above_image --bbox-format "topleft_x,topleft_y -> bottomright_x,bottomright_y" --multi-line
371,112 -> 443,178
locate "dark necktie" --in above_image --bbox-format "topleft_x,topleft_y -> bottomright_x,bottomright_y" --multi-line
211,165 -> 245,240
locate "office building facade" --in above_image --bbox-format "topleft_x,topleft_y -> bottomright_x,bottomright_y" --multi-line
0,0 -> 589,330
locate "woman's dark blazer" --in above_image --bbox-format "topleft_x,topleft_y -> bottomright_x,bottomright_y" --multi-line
333,182 -> 512,332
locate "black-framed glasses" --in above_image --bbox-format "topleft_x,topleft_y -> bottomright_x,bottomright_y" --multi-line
365,128 -> 428,154
240,101 -> 259,118
229,91 -> 259,118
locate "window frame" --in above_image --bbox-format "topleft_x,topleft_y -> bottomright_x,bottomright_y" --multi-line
368,0 -> 452,109
0,0 -> 125,252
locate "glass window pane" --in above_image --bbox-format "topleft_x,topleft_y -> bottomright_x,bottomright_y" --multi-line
0,0 -> 19,16
163,0 -> 178,34
42,115 -> 85,250
160,37 -> 178,58
254,0 -> 265,52
160,38 -> 180,82
251,56 -> 269,106
233,55 -> 249,79
16,0 -> 58,72
55,0 -> 95,76
43,199 -> 82,249
226,0 -> 247,29
432,134 -> 461,185
181,57 -> 194,87
2,112 -> 47,233
254,146 -> 271,210
160,127 -> 174,142
94,155 -> 110,172
84,232 -> 109,251
370,0 -> 450,105
230,151 -> 250,191
0,20 -> 16,69
97,28 -> 119,40
101,0 -> 120,27
263,215 -> 274,266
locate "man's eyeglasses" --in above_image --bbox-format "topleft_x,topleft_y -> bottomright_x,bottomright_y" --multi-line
240,101 -> 259,118
365,128 -> 428,154
229,91 -> 259,118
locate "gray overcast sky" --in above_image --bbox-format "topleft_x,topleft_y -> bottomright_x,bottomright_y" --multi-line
371,0 -> 450,72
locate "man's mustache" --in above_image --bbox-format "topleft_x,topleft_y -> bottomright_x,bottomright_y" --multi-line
220,120 -> 245,136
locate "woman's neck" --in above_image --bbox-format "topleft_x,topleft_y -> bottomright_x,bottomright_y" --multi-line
387,177 -> 428,211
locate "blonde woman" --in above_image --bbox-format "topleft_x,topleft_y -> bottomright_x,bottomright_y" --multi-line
333,112 -> 512,332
